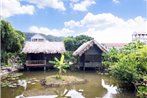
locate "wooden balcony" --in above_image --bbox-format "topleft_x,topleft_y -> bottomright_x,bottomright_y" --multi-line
26,60 -> 46,66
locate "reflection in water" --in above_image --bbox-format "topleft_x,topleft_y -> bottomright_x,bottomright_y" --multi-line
66,89 -> 85,98
1,71 -> 135,98
16,80 -> 27,98
16,89 -> 85,98
18,80 -> 27,90
101,79 -> 117,98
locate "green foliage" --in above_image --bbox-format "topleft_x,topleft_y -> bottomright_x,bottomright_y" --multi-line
137,86 -> 147,98
49,55 -> 70,78
64,36 -> 76,51
102,41 -> 147,84
64,51 -> 76,63
136,46 -> 147,73
102,47 -> 119,68
0,20 -> 25,66
111,53 -> 139,83
64,35 -> 93,51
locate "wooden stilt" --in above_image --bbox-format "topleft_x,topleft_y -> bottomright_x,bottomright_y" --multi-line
44,66 -> 46,71
27,67 -> 29,71
83,67 -> 85,71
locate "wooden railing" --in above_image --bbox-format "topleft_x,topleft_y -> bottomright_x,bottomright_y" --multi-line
26,60 -> 46,66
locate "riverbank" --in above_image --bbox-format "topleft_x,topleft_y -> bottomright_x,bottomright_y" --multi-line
0,67 -> 18,77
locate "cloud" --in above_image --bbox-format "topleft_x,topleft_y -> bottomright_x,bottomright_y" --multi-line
64,20 -> 81,28
70,0 -> 96,11
24,0 -> 66,11
29,13 -> 146,43
64,13 -> 147,43
29,26 -> 73,36
1,0 -> 35,18
70,0 -> 80,3
64,13 -> 125,29
112,0 -> 120,4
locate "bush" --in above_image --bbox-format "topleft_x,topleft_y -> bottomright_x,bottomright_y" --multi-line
103,42 -> 147,84
137,86 -> 147,97
64,51 -> 76,63
110,53 -> 139,83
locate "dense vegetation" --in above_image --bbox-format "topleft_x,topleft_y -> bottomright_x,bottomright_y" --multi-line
103,42 -> 147,83
64,35 -> 93,51
103,42 -> 147,97
1,20 -> 25,66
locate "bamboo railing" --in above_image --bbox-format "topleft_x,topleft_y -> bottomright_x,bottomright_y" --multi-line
26,60 -> 46,66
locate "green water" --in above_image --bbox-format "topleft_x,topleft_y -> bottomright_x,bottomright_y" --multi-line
1,71 -> 136,98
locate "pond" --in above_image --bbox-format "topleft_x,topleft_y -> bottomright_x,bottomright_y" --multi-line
1,70 -> 136,98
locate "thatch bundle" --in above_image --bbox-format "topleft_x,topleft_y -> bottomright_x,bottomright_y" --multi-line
22,41 -> 66,54
73,40 -> 107,56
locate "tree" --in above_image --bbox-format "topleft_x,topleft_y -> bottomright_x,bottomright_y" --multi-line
74,35 -> 94,49
64,36 -> 76,51
0,20 -> 25,65
64,35 -> 93,51
49,55 -> 70,79
102,47 -> 119,68
102,41 -> 147,84
136,46 -> 147,73
111,52 -> 139,83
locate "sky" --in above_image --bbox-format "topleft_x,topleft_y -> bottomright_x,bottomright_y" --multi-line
1,0 -> 147,43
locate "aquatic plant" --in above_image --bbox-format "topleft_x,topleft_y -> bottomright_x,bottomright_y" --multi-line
1,73 -> 23,88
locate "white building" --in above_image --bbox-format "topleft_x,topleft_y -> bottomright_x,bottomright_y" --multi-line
132,32 -> 147,44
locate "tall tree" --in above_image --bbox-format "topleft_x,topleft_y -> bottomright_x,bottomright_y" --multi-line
0,20 -> 25,65
64,35 -> 93,51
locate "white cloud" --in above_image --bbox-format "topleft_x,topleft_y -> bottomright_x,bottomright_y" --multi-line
112,0 -> 120,4
71,0 -> 96,11
64,20 -> 81,28
24,0 -> 66,11
64,13 -> 125,29
64,13 -> 147,43
29,26 -> 73,36
70,0 -> 79,3
1,0 -> 35,18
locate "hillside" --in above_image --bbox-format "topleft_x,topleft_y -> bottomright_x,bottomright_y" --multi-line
24,33 -> 64,42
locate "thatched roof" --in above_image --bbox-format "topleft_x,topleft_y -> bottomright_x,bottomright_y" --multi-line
22,41 -> 66,54
73,40 -> 107,56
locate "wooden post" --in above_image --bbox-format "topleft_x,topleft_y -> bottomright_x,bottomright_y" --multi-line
77,57 -> 78,63
44,66 -> 46,71
83,54 -> 85,71
27,67 -> 29,71
44,54 -> 47,71
83,66 -> 85,71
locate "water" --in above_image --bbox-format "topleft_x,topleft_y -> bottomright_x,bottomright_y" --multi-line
1,70 -> 136,98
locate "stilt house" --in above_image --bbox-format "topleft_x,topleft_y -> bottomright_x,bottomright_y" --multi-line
73,40 -> 107,70
22,34 -> 66,70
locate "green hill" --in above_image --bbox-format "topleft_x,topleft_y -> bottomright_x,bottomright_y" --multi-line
24,33 -> 64,42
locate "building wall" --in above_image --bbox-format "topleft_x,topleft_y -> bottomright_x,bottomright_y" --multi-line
79,45 -> 103,63
132,32 -> 147,44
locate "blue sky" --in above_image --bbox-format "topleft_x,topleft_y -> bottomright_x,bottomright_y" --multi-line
1,0 -> 147,43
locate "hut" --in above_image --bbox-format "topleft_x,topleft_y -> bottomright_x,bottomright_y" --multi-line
73,40 -> 107,70
22,34 -> 66,70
